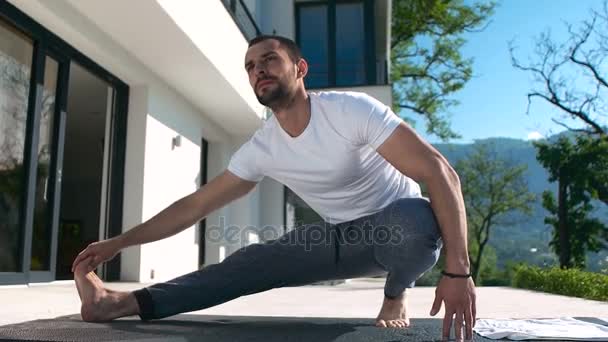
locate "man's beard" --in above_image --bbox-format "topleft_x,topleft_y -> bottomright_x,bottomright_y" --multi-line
256,81 -> 290,108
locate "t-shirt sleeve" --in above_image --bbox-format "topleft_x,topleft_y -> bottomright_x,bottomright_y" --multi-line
342,92 -> 403,150
227,139 -> 265,182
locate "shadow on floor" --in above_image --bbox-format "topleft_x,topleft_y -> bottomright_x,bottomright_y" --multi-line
0,314 -> 514,341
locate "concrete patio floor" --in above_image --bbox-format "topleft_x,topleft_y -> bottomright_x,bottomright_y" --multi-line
0,278 -> 606,341
1,277 -> 607,325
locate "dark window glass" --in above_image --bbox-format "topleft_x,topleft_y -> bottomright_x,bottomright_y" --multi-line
0,19 -> 33,272
336,2 -> 365,86
30,56 -> 58,271
298,5 -> 329,88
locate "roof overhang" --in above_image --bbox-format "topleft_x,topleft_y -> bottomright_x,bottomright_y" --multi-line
11,0 -> 265,136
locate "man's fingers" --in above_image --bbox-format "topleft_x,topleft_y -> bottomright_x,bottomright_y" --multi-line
442,309 -> 454,340
73,255 -> 91,273
430,293 -> 442,316
71,251 -> 91,272
454,309 -> 464,341
472,297 -> 477,327
76,247 -> 89,256
465,307 -> 474,340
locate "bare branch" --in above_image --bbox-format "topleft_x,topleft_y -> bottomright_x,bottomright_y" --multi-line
551,118 -> 596,134
464,19 -> 493,33
569,56 -> 608,88
513,29 -> 606,135
568,16 -> 608,89
528,91 -> 606,134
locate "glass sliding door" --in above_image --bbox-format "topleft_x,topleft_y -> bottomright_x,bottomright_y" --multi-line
28,52 -> 68,283
30,56 -> 58,272
0,1 -> 129,285
55,62 -> 114,280
0,15 -> 71,284
0,18 -> 33,278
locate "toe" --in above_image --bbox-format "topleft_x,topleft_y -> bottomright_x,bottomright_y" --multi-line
375,319 -> 387,327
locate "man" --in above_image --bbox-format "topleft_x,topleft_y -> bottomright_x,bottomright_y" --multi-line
71,35 -> 476,341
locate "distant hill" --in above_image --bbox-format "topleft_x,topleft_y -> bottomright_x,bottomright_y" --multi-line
433,136 -> 607,272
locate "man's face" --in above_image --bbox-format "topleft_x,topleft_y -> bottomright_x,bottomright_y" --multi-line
245,39 -> 297,107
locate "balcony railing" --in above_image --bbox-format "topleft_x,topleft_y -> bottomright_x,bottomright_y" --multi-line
221,0 -> 261,41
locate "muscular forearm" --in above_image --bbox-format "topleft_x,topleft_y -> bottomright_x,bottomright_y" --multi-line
114,171 -> 254,249
115,193 -> 206,248
425,160 -> 470,274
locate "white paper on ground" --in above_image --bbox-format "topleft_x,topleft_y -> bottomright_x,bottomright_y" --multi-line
473,317 -> 608,341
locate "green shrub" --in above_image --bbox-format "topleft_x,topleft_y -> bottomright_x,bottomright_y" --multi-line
512,265 -> 608,301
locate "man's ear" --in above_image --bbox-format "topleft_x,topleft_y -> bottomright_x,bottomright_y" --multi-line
296,58 -> 308,79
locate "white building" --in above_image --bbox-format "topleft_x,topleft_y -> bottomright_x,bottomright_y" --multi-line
0,0 -> 392,286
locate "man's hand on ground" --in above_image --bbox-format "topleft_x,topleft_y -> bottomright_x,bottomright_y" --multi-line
430,276 -> 477,341
71,238 -> 122,273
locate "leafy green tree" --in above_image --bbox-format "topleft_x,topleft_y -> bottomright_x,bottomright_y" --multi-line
573,136 -> 608,206
511,1 -> 608,268
455,143 -> 535,283
535,136 -> 608,269
391,0 -> 495,141
468,241 -> 500,284
510,0 -> 607,205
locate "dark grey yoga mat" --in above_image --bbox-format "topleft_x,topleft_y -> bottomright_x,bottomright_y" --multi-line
0,314 -> 503,342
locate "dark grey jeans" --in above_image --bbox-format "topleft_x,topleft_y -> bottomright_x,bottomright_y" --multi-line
133,197 -> 443,320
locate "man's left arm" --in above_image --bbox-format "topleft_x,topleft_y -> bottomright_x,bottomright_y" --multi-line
376,121 -> 476,341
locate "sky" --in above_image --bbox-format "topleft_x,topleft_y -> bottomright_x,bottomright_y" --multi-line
416,0 -> 606,144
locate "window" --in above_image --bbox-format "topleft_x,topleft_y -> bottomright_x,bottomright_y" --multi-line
0,1 -> 130,284
298,5 -> 329,88
336,2 -> 365,86
0,19 -> 33,272
296,0 -> 375,88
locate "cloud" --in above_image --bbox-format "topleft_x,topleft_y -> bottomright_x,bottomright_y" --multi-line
526,131 -> 544,140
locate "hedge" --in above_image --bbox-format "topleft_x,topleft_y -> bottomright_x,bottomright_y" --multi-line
512,264 -> 608,301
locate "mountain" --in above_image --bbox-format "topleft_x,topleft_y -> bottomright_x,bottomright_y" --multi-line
432,137 -> 608,272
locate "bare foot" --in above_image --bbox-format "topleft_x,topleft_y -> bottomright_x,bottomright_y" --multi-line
375,291 -> 410,328
74,257 -> 138,322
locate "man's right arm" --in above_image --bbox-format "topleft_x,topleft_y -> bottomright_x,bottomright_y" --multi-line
71,170 -> 257,272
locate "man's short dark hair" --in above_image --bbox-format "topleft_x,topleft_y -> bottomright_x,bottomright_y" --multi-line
248,35 -> 302,63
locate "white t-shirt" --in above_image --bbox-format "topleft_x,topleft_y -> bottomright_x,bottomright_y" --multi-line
227,91 -> 422,224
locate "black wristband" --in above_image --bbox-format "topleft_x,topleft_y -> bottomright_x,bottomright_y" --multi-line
441,270 -> 472,278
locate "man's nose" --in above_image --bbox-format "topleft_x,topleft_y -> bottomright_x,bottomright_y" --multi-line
254,63 -> 267,77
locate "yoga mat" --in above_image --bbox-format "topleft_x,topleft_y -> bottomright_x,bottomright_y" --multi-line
0,315 -> 501,341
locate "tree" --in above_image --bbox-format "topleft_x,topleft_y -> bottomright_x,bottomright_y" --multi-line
509,1 -> 607,137
511,1 -> 608,268
391,0 -> 495,141
535,136 -> 608,269
574,135 -> 608,206
455,143 -> 535,283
